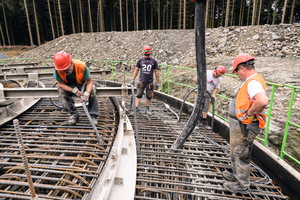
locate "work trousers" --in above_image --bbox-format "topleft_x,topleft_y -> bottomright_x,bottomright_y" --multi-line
59,84 -> 99,118
228,97 -> 260,188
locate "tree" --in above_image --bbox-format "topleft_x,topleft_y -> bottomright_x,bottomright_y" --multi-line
158,0 -> 160,29
178,0 -> 182,29
136,0 -> 138,30
225,0 -> 230,27
47,0 -> 55,39
57,0 -> 64,35
1,0 -> 10,45
88,0 -> 93,32
69,0 -> 75,33
32,0 -> 40,45
119,0 -> 123,31
282,0 -> 288,23
24,0 -> 33,45
126,0 -> 128,31
257,0 -> 262,25
272,0 -> 278,25
289,0 -> 296,24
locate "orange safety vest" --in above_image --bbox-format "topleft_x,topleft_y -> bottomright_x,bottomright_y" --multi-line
57,60 -> 85,85
235,74 -> 267,129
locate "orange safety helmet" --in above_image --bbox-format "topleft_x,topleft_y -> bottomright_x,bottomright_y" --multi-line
143,46 -> 152,55
215,65 -> 226,77
232,54 -> 255,73
54,51 -> 72,71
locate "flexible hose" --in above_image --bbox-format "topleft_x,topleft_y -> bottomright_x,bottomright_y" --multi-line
50,82 -> 63,109
178,87 -> 197,123
81,82 -> 103,146
206,92 -> 215,133
131,84 -> 140,156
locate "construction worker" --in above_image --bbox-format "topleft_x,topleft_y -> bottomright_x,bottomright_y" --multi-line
131,46 -> 159,113
223,54 -> 268,194
193,65 -> 226,128
53,51 -> 99,126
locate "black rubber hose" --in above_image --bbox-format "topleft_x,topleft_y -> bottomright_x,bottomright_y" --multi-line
171,0 -> 207,150
50,82 -> 63,109
131,84 -> 140,156
178,87 -> 197,123
81,82 -> 103,145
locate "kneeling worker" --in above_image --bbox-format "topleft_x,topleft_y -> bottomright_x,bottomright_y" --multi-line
53,51 -> 99,126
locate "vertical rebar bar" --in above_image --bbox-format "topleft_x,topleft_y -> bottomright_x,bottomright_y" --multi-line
13,119 -> 38,200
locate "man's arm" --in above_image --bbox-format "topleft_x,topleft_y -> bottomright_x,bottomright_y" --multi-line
212,88 -> 219,98
132,67 -> 139,80
247,92 -> 269,116
193,76 -> 197,84
155,69 -> 159,83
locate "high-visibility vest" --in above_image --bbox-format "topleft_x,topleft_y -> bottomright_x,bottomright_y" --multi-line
235,74 -> 267,129
57,60 -> 85,85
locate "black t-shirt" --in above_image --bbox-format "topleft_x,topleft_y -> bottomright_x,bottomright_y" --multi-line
136,57 -> 158,83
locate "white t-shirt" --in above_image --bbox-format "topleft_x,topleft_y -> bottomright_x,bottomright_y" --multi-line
206,70 -> 222,92
240,74 -> 265,102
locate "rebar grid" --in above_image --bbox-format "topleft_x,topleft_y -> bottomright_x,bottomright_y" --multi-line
0,98 -> 118,200
130,99 -> 289,200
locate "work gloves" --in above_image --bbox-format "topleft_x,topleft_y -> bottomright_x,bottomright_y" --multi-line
211,97 -> 215,104
244,111 -> 257,122
155,82 -> 160,89
131,79 -> 135,85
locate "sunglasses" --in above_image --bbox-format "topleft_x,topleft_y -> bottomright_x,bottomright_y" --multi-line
144,50 -> 151,53
144,54 -> 150,56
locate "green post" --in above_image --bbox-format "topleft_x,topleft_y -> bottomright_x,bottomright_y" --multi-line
106,61 -> 109,80
160,64 -> 163,92
167,65 -> 170,95
280,88 -> 295,159
264,85 -> 276,146
44,59 -> 47,66
111,61 -> 114,81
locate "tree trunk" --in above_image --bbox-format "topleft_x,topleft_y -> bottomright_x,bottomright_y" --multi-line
0,22 -> 5,45
69,0 -> 75,33
32,0 -> 40,45
266,0 -> 271,24
289,0 -> 295,24
257,0 -> 262,25
281,0 -> 288,23
170,0 -> 173,29
183,0 -> 186,29
246,0 -> 250,25
212,0 -> 215,28
225,0 -> 230,27
132,0 -> 136,30
272,0 -> 278,25
221,0 -> 225,26
57,0 -> 64,36
120,0 -> 123,31
97,0 -> 104,32
79,0 -> 84,32
251,0 -> 256,25
126,0 -> 129,31
217,1 -> 220,27
178,0 -> 182,29
205,0 -> 209,28
24,0 -> 33,45
136,0 -> 138,30
144,0 -> 146,29
151,0 -> 153,29
158,0 -> 160,29
239,0 -> 243,26
88,0 -> 93,32
230,0 -> 234,26
47,0 -> 55,39
2,0 -> 10,45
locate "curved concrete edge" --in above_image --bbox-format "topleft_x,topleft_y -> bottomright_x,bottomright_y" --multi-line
88,104 -> 137,200
153,90 -> 300,197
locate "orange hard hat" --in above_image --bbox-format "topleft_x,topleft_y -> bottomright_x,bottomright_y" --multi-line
54,51 -> 72,71
143,46 -> 152,54
215,65 -> 226,77
232,54 -> 255,73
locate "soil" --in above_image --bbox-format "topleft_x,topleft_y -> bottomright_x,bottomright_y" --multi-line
0,50 -> 29,58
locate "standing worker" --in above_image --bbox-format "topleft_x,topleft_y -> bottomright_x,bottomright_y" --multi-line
53,51 -> 99,126
193,65 -> 226,128
131,46 -> 160,113
223,54 -> 268,194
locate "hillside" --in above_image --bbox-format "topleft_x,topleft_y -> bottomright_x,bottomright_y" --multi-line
13,24 -> 300,170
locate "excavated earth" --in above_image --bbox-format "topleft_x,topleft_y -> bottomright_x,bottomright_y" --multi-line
10,23 -> 300,171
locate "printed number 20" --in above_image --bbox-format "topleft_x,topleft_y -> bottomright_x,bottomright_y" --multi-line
142,64 -> 152,72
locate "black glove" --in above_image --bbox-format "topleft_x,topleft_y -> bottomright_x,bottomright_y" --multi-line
211,97 -> 215,104
131,79 -> 135,85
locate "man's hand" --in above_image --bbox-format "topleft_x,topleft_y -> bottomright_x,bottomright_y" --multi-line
80,91 -> 90,103
244,111 -> 257,121
131,79 -> 135,85
155,82 -> 159,88
211,97 -> 215,104
72,87 -> 84,97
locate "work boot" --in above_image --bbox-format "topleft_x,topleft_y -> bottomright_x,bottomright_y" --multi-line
90,115 -> 98,125
145,106 -> 152,114
68,115 -> 79,126
222,170 -> 237,181
223,181 -> 248,194
202,120 -> 210,130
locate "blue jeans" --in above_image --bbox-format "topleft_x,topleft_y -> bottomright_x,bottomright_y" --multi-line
59,84 -> 99,118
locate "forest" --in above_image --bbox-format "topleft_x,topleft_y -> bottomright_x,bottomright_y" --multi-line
0,0 -> 299,46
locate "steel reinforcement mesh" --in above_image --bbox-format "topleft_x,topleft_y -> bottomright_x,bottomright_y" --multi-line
130,99 -> 289,200
0,98 -> 117,200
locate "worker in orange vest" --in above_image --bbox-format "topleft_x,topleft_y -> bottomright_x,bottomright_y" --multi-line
223,54 -> 269,194
53,51 -> 99,126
